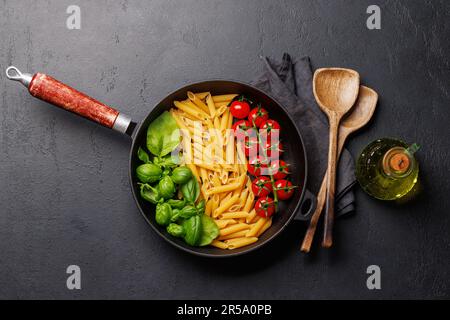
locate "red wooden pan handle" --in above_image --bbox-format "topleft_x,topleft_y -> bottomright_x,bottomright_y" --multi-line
6,66 -> 133,134
29,73 -> 119,128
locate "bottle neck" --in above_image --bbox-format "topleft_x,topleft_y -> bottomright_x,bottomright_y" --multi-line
381,147 -> 415,178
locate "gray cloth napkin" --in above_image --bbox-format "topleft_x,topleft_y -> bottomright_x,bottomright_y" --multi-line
252,53 -> 356,218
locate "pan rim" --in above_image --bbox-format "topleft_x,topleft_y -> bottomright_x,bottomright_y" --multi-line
128,79 -> 308,258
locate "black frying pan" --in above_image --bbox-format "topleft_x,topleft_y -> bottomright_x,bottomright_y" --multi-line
6,66 -> 316,258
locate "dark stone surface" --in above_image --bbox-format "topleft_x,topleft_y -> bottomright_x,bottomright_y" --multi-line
0,0 -> 449,299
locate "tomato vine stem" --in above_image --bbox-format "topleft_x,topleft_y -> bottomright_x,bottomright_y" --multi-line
250,119 -> 279,210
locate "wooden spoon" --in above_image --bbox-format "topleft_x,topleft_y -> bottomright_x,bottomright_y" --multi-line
313,68 -> 360,248
301,86 -> 378,253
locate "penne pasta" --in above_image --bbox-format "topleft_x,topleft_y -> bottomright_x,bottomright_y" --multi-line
215,219 -> 236,229
181,134 -> 193,165
205,199 -> 213,217
219,223 -> 251,237
210,128 -> 224,151
246,209 -> 257,224
243,190 -> 255,212
207,182 -> 241,195
170,110 -> 189,130
210,240 -> 229,249
212,94 -> 238,103
256,218 -> 272,237
239,189 -> 249,206
224,130 -> 235,165
210,173 -> 221,187
211,194 -> 220,214
213,117 -> 221,132
179,110 -> 203,122
218,230 -> 248,241
246,217 -> 268,237
194,92 -> 210,100
199,167 -> 208,182
214,194 -> 240,217
236,141 -> 247,165
220,171 -> 229,184
237,174 -> 248,189
226,237 -> 258,250
200,184 -> 209,202
227,112 -> 233,129
195,162 -> 221,172
220,109 -> 229,131
220,164 -> 237,172
218,192 -> 231,205
193,147 -> 204,163
205,118 -> 215,131
215,105 -> 228,117
228,203 -> 242,212
184,99 -> 210,118
187,91 -> 210,114
208,182 -> 240,194
220,211 -> 249,219
205,94 -> 216,118
187,163 -> 200,182
251,215 -> 262,223
174,100 -> 208,121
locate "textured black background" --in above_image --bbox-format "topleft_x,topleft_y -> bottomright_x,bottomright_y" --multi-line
0,0 -> 449,299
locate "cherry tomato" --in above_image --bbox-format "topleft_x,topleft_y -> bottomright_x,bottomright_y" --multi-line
274,180 -> 296,200
247,155 -> 268,176
232,120 -> 252,140
251,176 -> 273,197
260,119 -> 281,136
232,120 -> 251,132
255,196 -> 276,218
248,106 -> 269,128
262,140 -> 284,157
270,160 -> 290,180
230,100 -> 251,119
243,137 -> 258,157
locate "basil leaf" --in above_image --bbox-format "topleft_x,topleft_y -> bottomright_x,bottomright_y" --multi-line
196,199 -> 206,215
170,209 -> 181,222
199,215 -> 220,246
181,177 -> 200,204
182,215 -> 202,246
166,223 -> 185,238
137,147 -> 150,163
139,183 -> 162,204
179,206 -> 198,219
147,112 -> 180,157
157,155 -> 180,168
155,203 -> 172,227
136,163 -> 162,183
147,133 -> 162,157
171,166 -> 192,184
166,199 -> 186,209
158,176 -> 176,200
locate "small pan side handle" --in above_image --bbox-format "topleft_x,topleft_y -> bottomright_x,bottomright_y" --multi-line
6,66 -> 132,134
294,189 -> 317,222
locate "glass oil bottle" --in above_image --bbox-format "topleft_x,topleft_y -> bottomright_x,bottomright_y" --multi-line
356,138 -> 420,200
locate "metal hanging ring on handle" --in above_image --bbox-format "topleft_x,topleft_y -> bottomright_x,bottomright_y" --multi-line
6,66 -> 23,80
6,66 -> 33,87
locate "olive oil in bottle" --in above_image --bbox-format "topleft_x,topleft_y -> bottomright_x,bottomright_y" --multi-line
356,138 -> 420,200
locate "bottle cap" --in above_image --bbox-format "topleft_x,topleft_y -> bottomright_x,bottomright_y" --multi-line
382,147 -> 414,177
389,152 -> 410,172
